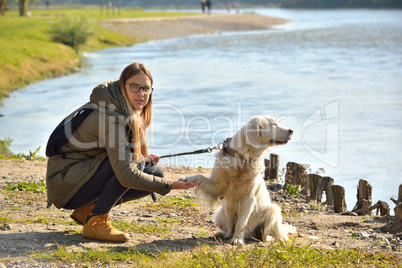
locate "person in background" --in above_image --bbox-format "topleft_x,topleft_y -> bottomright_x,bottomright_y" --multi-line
201,0 -> 206,13
46,62 -> 198,243
206,0 -> 212,15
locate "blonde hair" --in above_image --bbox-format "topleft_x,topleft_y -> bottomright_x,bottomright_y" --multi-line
119,62 -> 153,162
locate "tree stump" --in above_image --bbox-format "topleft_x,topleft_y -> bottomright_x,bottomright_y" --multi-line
351,179 -> 372,215
269,154 -> 279,183
307,175 -> 334,204
368,201 -> 390,216
322,176 -> 335,206
399,184 -> 402,202
307,174 -> 322,201
395,184 -> 402,220
264,159 -> 269,180
380,184 -> 402,234
285,162 -> 308,195
331,185 -> 347,213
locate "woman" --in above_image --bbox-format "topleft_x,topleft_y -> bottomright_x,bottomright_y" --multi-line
46,62 -> 198,242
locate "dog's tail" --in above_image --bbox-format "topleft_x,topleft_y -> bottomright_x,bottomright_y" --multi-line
266,204 -> 297,242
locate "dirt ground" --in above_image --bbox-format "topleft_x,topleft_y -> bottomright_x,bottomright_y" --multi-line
0,159 -> 401,267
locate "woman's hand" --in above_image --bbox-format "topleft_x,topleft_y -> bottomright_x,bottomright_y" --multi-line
146,154 -> 160,165
171,179 -> 199,190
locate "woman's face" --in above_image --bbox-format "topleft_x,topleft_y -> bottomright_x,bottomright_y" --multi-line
124,73 -> 152,113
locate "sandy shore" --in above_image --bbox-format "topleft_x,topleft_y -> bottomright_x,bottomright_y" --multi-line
99,13 -> 289,42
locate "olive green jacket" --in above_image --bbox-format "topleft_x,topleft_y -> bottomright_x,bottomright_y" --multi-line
46,80 -> 172,209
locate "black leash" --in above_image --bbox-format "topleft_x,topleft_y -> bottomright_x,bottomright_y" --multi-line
159,148 -> 212,159
152,138 -> 232,202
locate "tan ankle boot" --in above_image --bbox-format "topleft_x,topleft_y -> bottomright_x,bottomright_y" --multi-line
70,203 -> 96,225
83,214 -> 129,242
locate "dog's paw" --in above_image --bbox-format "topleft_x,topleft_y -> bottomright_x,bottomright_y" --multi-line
214,231 -> 226,239
228,238 -> 244,246
178,176 -> 187,182
263,235 -> 275,243
179,176 -> 198,183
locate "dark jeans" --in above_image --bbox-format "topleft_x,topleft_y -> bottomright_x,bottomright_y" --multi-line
63,157 -> 163,215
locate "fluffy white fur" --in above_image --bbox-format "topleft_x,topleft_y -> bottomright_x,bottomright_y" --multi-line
182,115 -> 297,245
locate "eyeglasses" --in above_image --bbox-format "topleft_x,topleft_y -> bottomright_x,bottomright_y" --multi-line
125,83 -> 153,95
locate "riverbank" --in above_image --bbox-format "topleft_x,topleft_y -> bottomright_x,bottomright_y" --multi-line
0,159 -> 401,267
0,11 -> 288,103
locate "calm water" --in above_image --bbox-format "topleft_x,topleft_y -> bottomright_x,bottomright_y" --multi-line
1,8 -> 401,211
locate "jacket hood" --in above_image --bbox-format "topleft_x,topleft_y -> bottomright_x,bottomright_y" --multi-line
90,80 -> 129,117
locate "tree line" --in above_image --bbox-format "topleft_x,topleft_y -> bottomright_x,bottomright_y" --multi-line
279,0 -> 402,8
2,0 -> 401,17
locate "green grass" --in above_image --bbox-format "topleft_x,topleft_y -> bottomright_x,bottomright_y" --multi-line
0,8 -> 197,101
29,242 -> 399,268
5,180 -> 46,193
113,219 -> 173,237
146,196 -> 200,211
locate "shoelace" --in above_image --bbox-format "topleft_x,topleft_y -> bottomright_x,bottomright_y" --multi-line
91,216 -> 113,231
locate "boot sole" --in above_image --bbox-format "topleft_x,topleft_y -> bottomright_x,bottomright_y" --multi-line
70,214 -> 84,226
83,234 -> 129,243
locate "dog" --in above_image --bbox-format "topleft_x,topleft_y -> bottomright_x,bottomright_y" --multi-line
181,115 -> 296,245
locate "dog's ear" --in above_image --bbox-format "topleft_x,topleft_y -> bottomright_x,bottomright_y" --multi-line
243,117 -> 263,149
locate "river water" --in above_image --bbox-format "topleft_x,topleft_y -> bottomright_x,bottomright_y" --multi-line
0,8 -> 401,211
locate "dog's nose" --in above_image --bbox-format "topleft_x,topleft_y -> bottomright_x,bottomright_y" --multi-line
289,129 -> 293,134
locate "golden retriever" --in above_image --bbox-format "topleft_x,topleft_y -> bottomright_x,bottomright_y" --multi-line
181,115 -> 296,245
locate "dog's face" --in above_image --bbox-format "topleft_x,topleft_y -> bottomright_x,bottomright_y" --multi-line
241,115 -> 293,150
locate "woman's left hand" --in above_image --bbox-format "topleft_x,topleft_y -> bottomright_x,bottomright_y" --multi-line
146,154 -> 160,165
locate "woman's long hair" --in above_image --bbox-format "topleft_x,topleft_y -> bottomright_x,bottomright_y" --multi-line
119,62 -> 153,162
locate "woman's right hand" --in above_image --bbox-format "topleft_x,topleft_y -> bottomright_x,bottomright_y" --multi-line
171,179 -> 199,190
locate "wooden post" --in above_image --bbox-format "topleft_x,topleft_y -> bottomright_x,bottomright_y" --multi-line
380,184 -> 402,234
264,158 -> 269,180
269,154 -> 279,183
307,174 -> 323,201
351,179 -> 372,215
322,176 -> 335,206
331,185 -> 347,213
398,184 -> 402,203
395,204 -> 402,220
369,201 -> 390,216
396,184 -> 402,220
285,162 -> 308,195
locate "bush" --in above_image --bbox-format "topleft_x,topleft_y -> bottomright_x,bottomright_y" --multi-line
0,137 -> 13,159
0,137 -> 45,161
48,16 -> 94,52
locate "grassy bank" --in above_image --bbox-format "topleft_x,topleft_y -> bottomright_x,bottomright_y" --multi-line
0,8 -> 196,102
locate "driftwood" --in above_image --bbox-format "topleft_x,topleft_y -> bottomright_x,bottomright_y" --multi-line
331,185 -> 347,213
351,179 -> 372,215
381,184 -> 402,234
263,154 -> 279,182
368,201 -> 390,216
285,162 -> 308,195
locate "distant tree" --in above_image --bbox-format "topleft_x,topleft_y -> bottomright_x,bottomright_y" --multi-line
0,0 -> 6,16
18,0 -> 26,16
